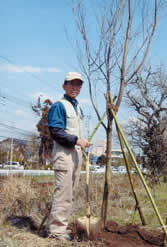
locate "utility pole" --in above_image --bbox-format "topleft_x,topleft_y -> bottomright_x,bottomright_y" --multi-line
10,137 -> 13,169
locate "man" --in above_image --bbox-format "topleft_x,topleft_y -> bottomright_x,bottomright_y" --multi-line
47,72 -> 89,240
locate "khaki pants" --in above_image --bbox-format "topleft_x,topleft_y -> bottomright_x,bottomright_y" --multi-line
48,142 -> 82,235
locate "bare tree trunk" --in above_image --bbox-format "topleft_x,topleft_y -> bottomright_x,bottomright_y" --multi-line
101,117 -> 112,228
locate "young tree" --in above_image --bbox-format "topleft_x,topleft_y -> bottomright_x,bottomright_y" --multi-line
126,67 -> 167,182
72,0 -> 160,227
32,97 -> 53,166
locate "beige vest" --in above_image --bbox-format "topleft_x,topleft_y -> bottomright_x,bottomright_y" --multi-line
59,97 -> 83,139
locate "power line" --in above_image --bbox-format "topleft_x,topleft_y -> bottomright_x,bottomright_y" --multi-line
0,94 -> 5,106
0,122 -> 37,137
0,55 -> 60,91
0,90 -> 31,108
0,121 -> 52,140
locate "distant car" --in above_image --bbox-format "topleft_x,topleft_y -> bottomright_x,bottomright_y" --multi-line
142,167 -> 149,174
118,166 -> 127,174
1,161 -> 24,170
89,164 -> 101,173
89,164 -> 96,171
111,166 -> 119,174
96,166 -> 105,173
131,168 -> 136,174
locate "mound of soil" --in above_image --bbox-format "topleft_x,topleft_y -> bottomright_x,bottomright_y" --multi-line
72,220 -> 164,247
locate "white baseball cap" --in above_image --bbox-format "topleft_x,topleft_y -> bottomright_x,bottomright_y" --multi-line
64,72 -> 83,84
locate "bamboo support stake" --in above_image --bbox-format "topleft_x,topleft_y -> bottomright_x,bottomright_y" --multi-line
116,125 -> 146,225
107,93 -> 167,244
86,152 -> 91,237
88,111 -> 107,143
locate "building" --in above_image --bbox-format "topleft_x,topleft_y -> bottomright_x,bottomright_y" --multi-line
92,140 -> 106,156
111,149 -> 124,165
91,139 -> 124,165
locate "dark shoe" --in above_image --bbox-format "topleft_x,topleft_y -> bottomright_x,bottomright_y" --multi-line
48,233 -> 72,241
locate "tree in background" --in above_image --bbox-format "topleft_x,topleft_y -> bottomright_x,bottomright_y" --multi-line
72,0 -> 160,226
97,154 -> 107,167
126,67 -> 167,182
32,97 -> 53,166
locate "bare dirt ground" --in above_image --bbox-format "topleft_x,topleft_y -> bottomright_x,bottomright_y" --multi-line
89,220 -> 164,247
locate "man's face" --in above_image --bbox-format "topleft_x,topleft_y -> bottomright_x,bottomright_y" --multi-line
63,79 -> 83,99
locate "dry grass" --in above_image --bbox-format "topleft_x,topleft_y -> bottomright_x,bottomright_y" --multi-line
0,176 -> 38,219
0,173 -> 167,246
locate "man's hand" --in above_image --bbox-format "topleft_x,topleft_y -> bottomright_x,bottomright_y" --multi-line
76,138 -> 90,149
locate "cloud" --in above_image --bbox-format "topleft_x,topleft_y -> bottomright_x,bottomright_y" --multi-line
0,64 -> 61,73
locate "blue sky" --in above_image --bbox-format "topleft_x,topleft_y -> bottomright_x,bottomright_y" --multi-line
0,0 -> 167,145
